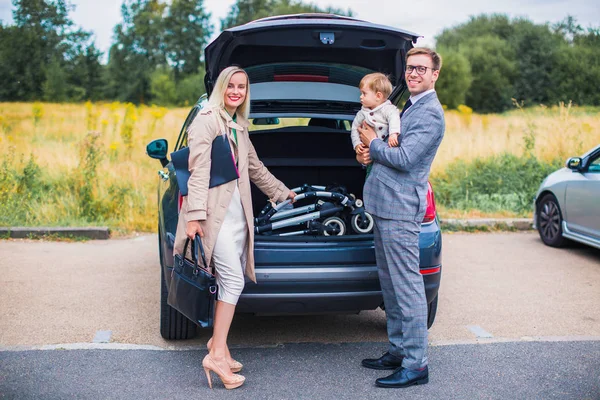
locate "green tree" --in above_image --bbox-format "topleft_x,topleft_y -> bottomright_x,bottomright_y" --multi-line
42,57 -> 68,102
80,44 -> 105,101
550,18 -> 600,105
436,14 -> 514,47
461,35 -> 516,113
149,66 -> 206,106
574,27 -> 600,47
0,0 -> 101,101
221,0 -> 353,30
0,25 -> 37,100
552,15 -> 583,44
164,0 -> 213,82
434,14 -> 600,111
175,67 -> 206,105
551,40 -> 600,105
1,0 -> 73,100
508,19 -> 564,106
435,49 -> 472,109
106,0 -> 167,103
62,43 -> 105,101
436,14 -> 516,112
150,68 -> 177,105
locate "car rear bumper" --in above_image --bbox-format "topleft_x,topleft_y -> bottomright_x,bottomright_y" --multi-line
238,268 -> 441,315
237,220 -> 442,315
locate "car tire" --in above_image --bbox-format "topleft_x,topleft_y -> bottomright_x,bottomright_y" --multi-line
536,194 -> 567,248
159,227 -> 197,340
427,295 -> 438,329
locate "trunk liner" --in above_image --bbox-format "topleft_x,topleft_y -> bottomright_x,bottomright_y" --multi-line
249,127 -> 367,235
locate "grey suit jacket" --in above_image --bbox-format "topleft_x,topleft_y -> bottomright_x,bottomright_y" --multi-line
364,91 -> 445,221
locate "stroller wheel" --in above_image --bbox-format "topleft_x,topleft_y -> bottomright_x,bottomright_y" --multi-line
351,212 -> 374,234
322,217 -> 346,236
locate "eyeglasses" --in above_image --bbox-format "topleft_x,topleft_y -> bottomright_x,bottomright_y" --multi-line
405,65 -> 436,75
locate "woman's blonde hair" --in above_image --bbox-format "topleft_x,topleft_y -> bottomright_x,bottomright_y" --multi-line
207,66 -> 251,119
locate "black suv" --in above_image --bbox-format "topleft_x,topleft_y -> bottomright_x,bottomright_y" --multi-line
147,14 -> 442,339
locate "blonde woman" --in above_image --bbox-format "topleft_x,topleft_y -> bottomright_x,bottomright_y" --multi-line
173,66 -> 295,389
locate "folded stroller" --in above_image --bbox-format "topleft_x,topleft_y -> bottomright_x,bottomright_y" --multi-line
254,184 -> 374,236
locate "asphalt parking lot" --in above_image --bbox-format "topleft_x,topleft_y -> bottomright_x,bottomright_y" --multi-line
1,232 -> 599,398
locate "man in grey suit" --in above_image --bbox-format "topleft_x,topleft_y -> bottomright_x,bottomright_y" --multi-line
357,47 -> 445,388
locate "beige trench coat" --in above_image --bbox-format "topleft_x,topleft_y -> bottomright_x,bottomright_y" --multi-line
173,106 -> 289,283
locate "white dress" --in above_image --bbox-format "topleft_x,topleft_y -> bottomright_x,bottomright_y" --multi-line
210,182 -> 248,305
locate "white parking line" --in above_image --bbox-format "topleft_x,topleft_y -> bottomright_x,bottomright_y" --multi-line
430,335 -> 600,346
1,336 -> 600,352
93,330 -> 112,343
467,325 -> 494,338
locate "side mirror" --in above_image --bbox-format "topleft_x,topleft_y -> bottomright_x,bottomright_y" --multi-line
147,139 -> 169,167
566,157 -> 582,171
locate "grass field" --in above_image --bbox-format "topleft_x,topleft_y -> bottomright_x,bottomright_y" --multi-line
438,103 -> 599,168
1,101 -> 598,232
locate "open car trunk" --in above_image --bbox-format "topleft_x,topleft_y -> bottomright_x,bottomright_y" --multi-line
204,14 -> 418,103
201,14 -> 420,239
249,126 -> 367,238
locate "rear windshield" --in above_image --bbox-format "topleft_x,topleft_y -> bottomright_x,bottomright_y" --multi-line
246,62 -> 374,87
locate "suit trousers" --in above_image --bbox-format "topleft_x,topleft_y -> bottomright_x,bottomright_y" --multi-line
211,183 -> 248,305
373,216 -> 428,369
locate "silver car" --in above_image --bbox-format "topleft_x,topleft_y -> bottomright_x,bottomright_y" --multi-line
533,144 -> 600,249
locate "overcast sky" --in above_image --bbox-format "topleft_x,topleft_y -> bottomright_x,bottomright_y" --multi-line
1,0 -> 599,55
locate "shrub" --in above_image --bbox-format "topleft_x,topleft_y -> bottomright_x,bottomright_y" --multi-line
0,151 -> 47,225
77,131 -> 104,220
431,153 -> 562,214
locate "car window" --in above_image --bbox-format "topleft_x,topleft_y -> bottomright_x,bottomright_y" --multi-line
175,95 -> 207,150
245,62 -> 375,87
588,153 -> 600,173
249,117 -> 350,131
175,107 -> 199,150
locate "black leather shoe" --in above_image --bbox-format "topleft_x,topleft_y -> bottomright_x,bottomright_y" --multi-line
361,352 -> 404,370
375,366 -> 429,388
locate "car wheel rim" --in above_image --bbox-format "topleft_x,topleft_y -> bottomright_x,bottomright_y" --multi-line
540,201 -> 560,240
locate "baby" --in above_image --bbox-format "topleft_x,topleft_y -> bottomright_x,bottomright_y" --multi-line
351,73 -> 400,159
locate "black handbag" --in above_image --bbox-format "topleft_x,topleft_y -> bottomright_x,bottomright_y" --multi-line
167,234 -> 217,328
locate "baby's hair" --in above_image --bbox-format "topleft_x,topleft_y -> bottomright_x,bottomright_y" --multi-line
359,73 -> 393,98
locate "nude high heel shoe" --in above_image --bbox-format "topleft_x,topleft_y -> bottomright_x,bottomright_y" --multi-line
206,337 -> 243,373
202,354 -> 245,390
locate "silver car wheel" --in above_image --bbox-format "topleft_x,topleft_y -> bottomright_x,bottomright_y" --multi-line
540,201 -> 560,239
537,194 -> 567,247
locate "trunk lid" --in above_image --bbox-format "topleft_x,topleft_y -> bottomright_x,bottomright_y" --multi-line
204,14 -> 419,105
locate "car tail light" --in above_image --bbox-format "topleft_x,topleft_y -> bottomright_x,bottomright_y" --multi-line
420,266 -> 441,275
422,182 -> 437,224
178,192 -> 183,213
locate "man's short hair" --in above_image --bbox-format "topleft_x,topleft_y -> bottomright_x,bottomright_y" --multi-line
359,73 -> 393,98
406,47 -> 442,71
